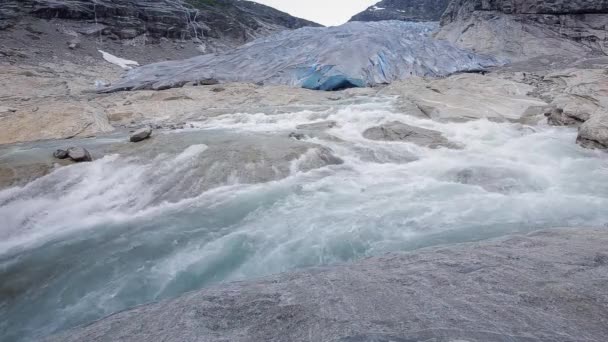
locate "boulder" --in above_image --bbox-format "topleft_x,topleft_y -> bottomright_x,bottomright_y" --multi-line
577,112 -> 608,150
66,147 -> 92,162
363,121 -> 457,149
545,107 -> 582,126
448,166 -> 547,194
295,120 -> 337,131
546,95 -> 600,126
66,40 -> 80,50
53,149 -> 69,159
288,132 -> 306,140
130,127 -> 152,142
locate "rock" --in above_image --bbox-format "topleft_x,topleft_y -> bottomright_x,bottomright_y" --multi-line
130,127 -> 152,142
117,28 -> 139,39
66,147 -> 92,162
0,106 -> 17,115
363,121 -> 456,149
295,120 -> 337,131
47,228 -> 608,342
545,107 -> 582,126
381,74 -> 549,122
577,112 -> 608,149
52,149 -> 69,159
546,95 -> 599,126
448,166 -> 547,194
350,0 -> 449,22
288,132 -> 306,140
198,78 -> 219,86
437,0 -> 608,61
67,40 -> 80,50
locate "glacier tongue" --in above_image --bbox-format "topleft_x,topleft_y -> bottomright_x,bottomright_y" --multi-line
101,21 -> 499,92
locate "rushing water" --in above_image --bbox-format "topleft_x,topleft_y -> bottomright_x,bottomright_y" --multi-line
2,96 -> 608,341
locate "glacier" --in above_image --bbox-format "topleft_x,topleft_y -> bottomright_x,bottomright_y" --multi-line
100,21 -> 499,92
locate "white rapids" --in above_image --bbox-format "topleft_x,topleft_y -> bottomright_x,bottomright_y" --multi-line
1,96 -> 608,341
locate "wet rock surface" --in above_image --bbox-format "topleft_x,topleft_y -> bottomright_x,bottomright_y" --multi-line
48,228 -> 608,342
578,112 -> 608,149
66,147 -> 92,162
129,127 -> 152,142
363,121 -> 456,149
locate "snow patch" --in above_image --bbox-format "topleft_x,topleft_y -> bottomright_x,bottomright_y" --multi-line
98,50 -> 140,70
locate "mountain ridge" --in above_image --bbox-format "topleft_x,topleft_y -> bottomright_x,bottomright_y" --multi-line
349,0 -> 450,22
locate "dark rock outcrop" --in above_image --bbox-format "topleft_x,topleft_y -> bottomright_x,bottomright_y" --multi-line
577,112 -> 608,149
0,0 -> 320,60
437,0 -> 608,60
47,228 -> 608,342
350,0 -> 450,22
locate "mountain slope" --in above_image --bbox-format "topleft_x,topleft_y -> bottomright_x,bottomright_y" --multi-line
0,0 -> 320,63
349,0 -> 450,22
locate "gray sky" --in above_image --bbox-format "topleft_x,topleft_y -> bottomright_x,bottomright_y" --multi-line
252,0 -> 380,26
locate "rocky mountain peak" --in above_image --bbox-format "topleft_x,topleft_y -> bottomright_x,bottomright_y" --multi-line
349,0 -> 450,22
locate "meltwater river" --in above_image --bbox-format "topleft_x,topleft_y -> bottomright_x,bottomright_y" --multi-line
1,96 -> 608,341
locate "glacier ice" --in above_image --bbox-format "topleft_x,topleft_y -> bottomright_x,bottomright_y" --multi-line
101,21 -> 499,92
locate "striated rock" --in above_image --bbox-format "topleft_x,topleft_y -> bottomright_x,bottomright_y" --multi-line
47,228 -> 608,342
363,121 -> 456,148
66,147 -> 92,162
350,0 -> 449,22
129,127 -> 152,142
577,112 -> 608,149
437,0 -> 608,61
381,73 -> 548,122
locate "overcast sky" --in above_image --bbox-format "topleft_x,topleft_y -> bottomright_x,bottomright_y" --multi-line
252,0 -> 380,26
